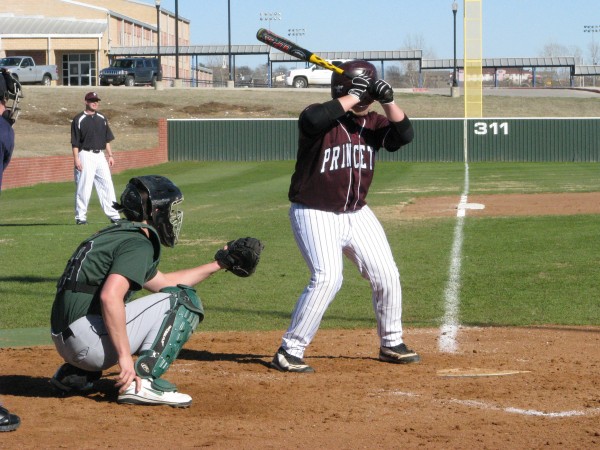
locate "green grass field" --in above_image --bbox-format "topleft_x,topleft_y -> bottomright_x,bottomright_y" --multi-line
1,161 -> 599,334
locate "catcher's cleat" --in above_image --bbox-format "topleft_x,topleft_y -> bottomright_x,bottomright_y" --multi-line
379,343 -> 420,364
117,378 -> 192,408
0,406 -> 20,432
270,347 -> 315,373
50,363 -> 101,394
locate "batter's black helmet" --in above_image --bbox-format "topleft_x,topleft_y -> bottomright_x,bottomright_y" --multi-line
331,60 -> 378,106
115,175 -> 184,247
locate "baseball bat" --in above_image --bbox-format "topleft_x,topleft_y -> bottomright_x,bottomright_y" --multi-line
256,28 -> 349,78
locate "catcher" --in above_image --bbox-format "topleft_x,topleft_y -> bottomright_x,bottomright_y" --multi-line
50,175 -> 263,407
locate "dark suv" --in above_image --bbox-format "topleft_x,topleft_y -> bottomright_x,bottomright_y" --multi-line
99,58 -> 160,87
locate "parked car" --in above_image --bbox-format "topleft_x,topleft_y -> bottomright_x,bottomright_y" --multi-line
285,59 -> 351,88
99,58 -> 160,87
0,56 -> 57,86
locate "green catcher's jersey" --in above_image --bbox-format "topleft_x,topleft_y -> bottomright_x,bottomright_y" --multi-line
51,221 -> 161,333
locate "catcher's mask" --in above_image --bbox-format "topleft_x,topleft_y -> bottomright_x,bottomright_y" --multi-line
0,69 -> 23,125
114,175 -> 184,247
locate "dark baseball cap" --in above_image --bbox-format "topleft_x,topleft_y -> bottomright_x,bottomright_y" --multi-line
84,92 -> 101,102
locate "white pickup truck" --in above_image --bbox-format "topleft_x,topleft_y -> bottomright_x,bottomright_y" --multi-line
285,59 -> 351,88
0,56 -> 58,86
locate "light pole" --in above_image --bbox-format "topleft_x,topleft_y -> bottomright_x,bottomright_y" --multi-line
583,25 -> 600,65
451,1 -> 459,97
228,0 -> 232,83
288,28 -> 306,67
259,12 -> 281,30
155,0 -> 162,82
288,28 -> 305,40
584,25 -> 600,87
175,0 -> 179,81
260,12 -> 281,88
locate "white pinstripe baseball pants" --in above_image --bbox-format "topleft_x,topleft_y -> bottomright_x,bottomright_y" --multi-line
282,203 -> 404,358
74,150 -> 119,222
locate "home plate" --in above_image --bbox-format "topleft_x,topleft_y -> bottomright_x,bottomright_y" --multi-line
437,368 -> 531,378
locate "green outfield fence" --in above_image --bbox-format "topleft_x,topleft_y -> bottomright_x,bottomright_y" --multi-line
167,118 -> 600,163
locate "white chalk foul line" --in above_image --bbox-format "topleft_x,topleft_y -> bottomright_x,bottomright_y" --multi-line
446,398 -> 600,418
383,390 -> 600,418
439,163 -> 470,353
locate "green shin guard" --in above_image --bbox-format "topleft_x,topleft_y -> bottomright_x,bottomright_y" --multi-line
135,285 -> 204,380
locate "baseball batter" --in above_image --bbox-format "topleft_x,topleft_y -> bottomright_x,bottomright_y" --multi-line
71,91 -> 120,225
270,60 -> 420,373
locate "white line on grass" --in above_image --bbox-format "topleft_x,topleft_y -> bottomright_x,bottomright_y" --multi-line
438,162 -> 470,353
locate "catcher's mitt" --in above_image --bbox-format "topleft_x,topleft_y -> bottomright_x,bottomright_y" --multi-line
215,237 -> 264,277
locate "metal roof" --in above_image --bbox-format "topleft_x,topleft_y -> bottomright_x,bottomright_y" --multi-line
109,46 -> 423,61
0,15 -> 106,36
110,45 -> 270,56
574,65 -> 600,75
268,50 -> 422,62
423,57 -> 578,69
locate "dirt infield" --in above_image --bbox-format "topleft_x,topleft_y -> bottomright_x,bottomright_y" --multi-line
395,192 -> 600,219
1,327 -> 599,448
1,193 -> 599,448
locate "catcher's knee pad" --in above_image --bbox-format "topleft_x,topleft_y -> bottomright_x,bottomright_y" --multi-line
135,285 -> 204,379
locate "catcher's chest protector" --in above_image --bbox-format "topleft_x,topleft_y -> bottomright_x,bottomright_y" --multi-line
56,221 -> 162,295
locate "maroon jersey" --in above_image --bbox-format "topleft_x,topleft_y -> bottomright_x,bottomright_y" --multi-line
289,100 -> 414,212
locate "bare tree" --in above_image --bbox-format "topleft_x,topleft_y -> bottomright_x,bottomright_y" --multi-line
401,34 -> 436,88
587,40 -> 600,65
203,55 -> 229,87
542,42 -> 575,86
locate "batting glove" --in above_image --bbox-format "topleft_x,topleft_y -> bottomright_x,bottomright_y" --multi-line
348,75 -> 372,100
371,79 -> 394,104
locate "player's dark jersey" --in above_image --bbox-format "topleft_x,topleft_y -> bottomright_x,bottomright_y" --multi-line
0,115 -> 14,191
288,99 -> 414,213
51,222 -> 161,333
71,111 -> 114,150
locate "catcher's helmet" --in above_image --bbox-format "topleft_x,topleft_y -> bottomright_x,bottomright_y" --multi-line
331,60 -> 378,107
0,69 -> 23,124
115,175 -> 184,247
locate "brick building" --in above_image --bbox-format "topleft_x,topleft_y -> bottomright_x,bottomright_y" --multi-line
0,0 -> 194,86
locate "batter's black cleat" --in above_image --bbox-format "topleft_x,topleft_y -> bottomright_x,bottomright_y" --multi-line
0,406 -> 20,432
270,347 -> 315,373
76,219 -> 87,225
379,343 -> 420,364
50,363 -> 102,394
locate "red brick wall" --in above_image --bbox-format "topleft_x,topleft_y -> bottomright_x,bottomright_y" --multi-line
3,119 -> 168,190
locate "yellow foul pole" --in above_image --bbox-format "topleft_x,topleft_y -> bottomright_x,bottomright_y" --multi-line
464,0 -> 482,118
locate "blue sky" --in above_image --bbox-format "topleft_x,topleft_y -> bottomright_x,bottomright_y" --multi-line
140,0 -> 598,66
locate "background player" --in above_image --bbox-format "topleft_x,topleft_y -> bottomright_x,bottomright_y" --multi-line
0,68 -> 21,193
270,60 -> 419,373
71,92 -> 120,225
0,66 -> 22,432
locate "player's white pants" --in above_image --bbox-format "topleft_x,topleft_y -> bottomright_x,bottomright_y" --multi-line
51,292 -> 172,371
74,150 -> 119,222
282,203 -> 404,358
